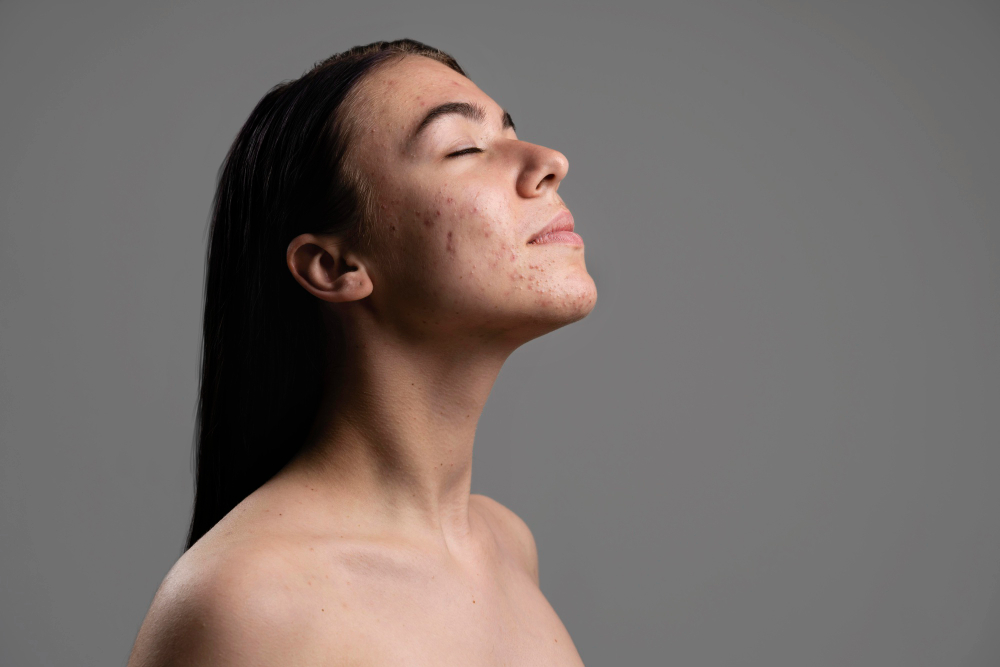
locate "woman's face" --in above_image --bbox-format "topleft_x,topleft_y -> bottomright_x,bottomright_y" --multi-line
345,55 -> 597,344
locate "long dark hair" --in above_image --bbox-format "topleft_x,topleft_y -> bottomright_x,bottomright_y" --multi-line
186,39 -> 466,551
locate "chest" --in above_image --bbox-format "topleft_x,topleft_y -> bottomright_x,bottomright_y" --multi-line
322,559 -> 585,666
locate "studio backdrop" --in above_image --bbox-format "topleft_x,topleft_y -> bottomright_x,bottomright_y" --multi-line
1,0 -> 998,665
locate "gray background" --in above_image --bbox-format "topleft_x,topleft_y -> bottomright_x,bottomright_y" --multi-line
1,0 -> 998,664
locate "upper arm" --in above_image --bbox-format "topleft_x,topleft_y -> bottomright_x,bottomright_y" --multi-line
127,561 -> 226,667
471,494 -> 540,585
127,550 -> 327,667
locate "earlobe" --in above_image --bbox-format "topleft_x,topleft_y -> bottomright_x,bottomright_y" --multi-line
286,233 -> 373,303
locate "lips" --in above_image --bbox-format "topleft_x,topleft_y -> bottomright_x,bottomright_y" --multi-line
527,210 -> 576,244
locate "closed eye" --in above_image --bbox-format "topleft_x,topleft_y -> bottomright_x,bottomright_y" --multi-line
446,147 -> 484,157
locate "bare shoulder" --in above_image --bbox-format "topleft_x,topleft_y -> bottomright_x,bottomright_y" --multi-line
470,493 -> 540,584
127,539 -> 360,667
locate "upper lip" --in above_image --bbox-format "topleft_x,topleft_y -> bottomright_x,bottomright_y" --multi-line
527,210 -> 575,244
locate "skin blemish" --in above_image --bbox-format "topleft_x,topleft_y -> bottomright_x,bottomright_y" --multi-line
446,231 -> 455,253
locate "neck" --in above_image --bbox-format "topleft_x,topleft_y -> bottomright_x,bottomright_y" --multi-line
280,324 -> 514,544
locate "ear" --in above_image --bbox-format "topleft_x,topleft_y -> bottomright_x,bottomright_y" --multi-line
286,233 -> 373,303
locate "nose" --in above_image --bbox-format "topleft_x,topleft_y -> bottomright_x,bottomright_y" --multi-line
516,142 -> 569,198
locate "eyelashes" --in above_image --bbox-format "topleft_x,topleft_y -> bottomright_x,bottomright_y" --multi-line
446,147 -> 484,158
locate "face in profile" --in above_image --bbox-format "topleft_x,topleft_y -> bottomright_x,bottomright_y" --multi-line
343,55 -> 597,345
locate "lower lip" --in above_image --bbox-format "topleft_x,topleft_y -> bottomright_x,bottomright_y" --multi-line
529,231 -> 584,246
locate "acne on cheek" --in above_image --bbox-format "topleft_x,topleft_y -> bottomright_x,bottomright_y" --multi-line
375,201 -> 405,236
379,205 -> 399,233
421,209 -> 441,229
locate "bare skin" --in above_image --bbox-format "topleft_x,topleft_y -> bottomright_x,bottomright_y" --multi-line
129,55 -> 597,666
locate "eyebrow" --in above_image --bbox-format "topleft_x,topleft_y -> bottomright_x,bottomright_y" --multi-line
407,101 -> 516,148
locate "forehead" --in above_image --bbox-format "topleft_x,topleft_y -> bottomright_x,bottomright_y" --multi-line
349,56 -> 495,150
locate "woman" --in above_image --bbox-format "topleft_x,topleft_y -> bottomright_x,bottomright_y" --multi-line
129,38 -> 596,665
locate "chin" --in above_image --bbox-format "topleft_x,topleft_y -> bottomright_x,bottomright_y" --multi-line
510,271 -> 598,339
554,273 -> 598,320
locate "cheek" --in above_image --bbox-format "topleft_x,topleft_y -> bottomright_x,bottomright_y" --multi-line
420,187 -> 520,268
380,177 -> 587,310
425,192 -> 577,305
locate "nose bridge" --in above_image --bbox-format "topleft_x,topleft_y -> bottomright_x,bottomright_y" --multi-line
515,139 -> 568,197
